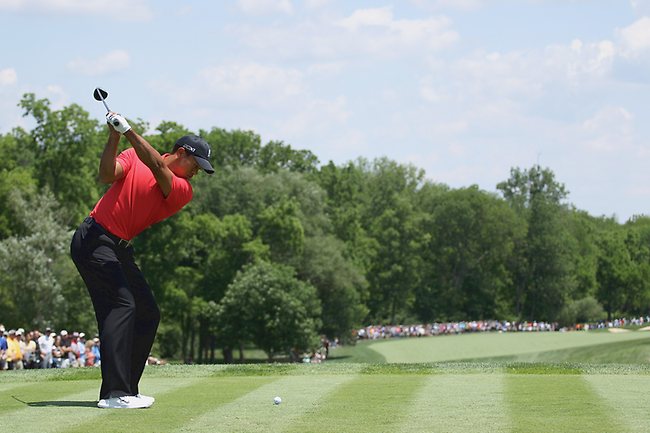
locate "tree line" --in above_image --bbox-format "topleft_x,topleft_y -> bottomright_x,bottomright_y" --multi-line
1,94 -> 649,362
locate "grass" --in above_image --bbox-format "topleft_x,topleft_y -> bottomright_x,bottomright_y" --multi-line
2,329 -> 650,432
342,329 -> 650,363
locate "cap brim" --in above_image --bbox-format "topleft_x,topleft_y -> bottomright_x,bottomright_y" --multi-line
195,157 -> 215,174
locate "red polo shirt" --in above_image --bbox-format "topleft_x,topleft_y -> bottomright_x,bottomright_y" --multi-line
90,148 -> 193,240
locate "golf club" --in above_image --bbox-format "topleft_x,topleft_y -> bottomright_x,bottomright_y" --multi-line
93,87 -> 120,126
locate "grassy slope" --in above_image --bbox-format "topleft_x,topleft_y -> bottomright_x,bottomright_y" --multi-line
354,330 -> 650,363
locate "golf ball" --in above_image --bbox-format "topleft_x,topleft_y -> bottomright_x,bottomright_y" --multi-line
273,396 -> 282,405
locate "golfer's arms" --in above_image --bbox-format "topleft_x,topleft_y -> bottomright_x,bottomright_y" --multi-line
98,130 -> 124,184
123,129 -> 173,197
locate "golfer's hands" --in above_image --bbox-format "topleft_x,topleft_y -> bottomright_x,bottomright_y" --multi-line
106,112 -> 131,134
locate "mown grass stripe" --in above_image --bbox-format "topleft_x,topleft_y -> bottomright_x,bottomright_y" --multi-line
505,374 -> 619,433
395,374 -> 509,433
0,381 -> 100,432
585,375 -> 650,433
369,331 -> 650,363
64,376 -> 270,433
0,381 -> 48,396
174,373 -> 359,433
281,374 -> 427,433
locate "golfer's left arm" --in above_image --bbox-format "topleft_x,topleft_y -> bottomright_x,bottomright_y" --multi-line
107,112 -> 174,197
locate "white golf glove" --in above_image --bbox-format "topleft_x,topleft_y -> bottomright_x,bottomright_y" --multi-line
106,112 -> 131,134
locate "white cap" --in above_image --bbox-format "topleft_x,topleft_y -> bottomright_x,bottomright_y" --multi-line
60,330 -> 68,336
79,332 -> 85,338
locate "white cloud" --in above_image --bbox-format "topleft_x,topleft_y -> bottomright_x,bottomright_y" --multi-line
337,7 -> 458,53
409,0 -> 485,12
231,7 -> 457,62
545,39 -> 616,80
419,36 -> 619,111
0,68 -> 17,86
305,0 -> 330,8
618,16 -> 650,58
280,95 -> 349,136
45,85 -> 69,109
67,50 -> 130,76
631,0 -> 650,16
0,0 -> 152,21
581,106 -> 635,152
196,62 -> 305,107
236,0 -> 293,15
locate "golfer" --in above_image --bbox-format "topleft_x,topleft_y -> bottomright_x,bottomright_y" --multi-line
71,112 -> 214,409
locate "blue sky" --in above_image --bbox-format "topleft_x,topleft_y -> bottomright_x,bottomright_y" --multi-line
1,0 -> 650,221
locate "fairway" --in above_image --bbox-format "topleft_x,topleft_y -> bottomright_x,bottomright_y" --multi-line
3,331 -> 650,433
361,329 -> 650,363
2,363 -> 650,433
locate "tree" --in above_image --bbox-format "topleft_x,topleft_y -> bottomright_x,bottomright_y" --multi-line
416,186 -> 521,321
596,230 -> 633,320
257,140 -> 319,173
297,235 -> 368,341
0,128 -> 38,238
0,189 -> 94,330
258,198 -> 305,263
19,94 -> 105,224
215,261 -> 322,361
362,158 -> 426,322
497,165 -> 576,321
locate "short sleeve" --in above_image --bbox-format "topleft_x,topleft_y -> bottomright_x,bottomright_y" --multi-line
165,175 -> 193,210
116,148 -> 136,175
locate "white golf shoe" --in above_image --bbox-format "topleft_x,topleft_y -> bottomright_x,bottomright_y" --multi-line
136,394 -> 155,406
97,395 -> 154,409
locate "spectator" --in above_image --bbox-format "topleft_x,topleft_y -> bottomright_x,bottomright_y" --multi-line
38,329 -> 54,369
23,331 -> 38,369
91,338 -> 101,366
84,340 -> 96,367
78,333 -> 87,366
6,330 -> 23,370
0,327 -> 7,370
52,335 -> 64,368
69,332 -> 82,367
59,330 -> 75,368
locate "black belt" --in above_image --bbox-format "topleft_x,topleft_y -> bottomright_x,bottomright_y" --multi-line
84,217 -> 133,248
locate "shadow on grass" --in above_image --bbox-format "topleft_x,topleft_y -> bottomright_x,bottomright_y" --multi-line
28,400 -> 98,408
12,396 -> 97,408
326,355 -> 352,361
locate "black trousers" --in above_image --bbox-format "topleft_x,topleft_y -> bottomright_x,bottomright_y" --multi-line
70,217 -> 160,399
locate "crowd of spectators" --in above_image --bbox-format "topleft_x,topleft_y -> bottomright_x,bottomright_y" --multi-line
0,324 -> 100,371
355,317 -> 650,340
3,316 -> 648,370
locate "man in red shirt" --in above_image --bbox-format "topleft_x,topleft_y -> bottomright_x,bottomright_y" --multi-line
71,112 -> 214,409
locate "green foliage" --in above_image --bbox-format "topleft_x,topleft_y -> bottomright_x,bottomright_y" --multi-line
216,261 -> 322,360
4,93 -> 650,363
498,165 -> 576,321
297,236 -> 368,340
417,186 -> 521,321
557,296 -> 607,326
258,198 -> 305,263
0,189 -> 93,330
19,93 -> 105,224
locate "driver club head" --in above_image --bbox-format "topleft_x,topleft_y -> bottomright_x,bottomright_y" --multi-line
93,87 -> 108,101
93,87 -> 111,113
